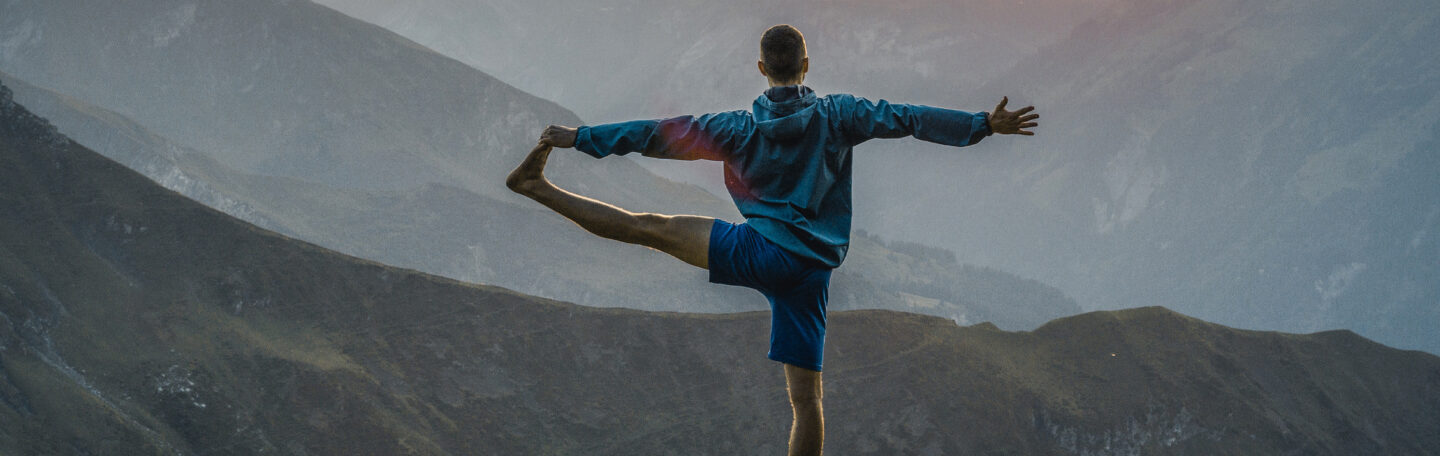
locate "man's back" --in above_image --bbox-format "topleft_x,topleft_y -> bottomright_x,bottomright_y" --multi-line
574,85 -> 994,267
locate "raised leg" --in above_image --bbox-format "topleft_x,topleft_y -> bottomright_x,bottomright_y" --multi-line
785,363 -> 824,456
507,142 -> 713,268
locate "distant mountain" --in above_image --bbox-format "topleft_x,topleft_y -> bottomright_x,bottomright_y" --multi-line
4,85 -> 1438,454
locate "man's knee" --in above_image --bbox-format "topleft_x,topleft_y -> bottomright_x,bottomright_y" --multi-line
789,390 -> 822,411
629,214 -> 711,269
789,380 -> 822,401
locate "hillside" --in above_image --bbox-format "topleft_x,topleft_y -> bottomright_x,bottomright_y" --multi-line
0,0 -> 728,217
3,85 -> 1438,454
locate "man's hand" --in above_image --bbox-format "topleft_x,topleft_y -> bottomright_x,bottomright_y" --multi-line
540,125 -> 579,148
987,97 -> 1038,136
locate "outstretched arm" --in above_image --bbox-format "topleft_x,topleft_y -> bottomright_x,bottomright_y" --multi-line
837,95 -> 1038,146
541,112 -> 747,161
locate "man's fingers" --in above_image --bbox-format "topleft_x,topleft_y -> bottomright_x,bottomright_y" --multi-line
539,129 -> 559,146
1020,122 -> 1038,128
1015,106 -> 1035,115
539,125 -> 578,148
996,96 -> 1008,112
1018,130 -> 1035,136
1018,113 -> 1039,122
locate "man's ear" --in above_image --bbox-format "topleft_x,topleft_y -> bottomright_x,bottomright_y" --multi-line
801,57 -> 810,75
757,60 -> 769,78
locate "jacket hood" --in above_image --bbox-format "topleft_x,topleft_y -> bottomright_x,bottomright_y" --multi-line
753,85 -> 819,141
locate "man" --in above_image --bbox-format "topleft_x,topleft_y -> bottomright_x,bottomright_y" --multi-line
507,24 -> 1037,455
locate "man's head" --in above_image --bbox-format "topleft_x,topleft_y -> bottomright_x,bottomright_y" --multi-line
758,24 -> 808,87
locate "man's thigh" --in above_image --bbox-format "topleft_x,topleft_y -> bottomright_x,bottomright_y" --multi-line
636,214 -> 714,269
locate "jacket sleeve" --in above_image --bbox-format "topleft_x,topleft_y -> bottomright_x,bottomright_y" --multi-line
832,94 -> 991,147
574,111 -> 748,161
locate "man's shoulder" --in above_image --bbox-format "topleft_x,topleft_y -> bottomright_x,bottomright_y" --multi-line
816,93 -> 875,110
689,109 -> 752,121
814,93 -> 866,119
697,109 -> 756,130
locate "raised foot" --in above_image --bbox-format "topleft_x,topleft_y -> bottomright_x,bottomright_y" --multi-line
506,142 -> 555,196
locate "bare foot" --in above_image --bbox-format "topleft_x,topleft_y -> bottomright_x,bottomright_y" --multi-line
506,142 -> 555,197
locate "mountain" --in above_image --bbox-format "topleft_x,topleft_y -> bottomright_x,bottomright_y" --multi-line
0,0 -> 1081,328
312,0 -> 1440,354
4,85 -> 1439,454
0,0 -> 725,217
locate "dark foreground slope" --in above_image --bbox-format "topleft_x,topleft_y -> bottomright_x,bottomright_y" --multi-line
2,85 -> 1438,454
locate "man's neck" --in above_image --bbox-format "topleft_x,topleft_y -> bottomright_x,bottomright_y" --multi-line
764,85 -> 808,102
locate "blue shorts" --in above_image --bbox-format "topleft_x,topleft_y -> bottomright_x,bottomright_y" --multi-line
708,219 -> 832,372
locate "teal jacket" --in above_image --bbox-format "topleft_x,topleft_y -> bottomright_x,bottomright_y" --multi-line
575,86 -> 991,267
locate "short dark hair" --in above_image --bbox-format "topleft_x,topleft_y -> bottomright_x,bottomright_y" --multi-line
760,25 -> 806,83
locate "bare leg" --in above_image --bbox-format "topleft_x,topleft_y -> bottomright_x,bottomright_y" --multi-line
785,363 -> 824,456
507,142 -> 713,268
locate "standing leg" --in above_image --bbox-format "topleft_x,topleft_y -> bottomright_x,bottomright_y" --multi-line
506,142 -> 714,268
785,363 -> 824,456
